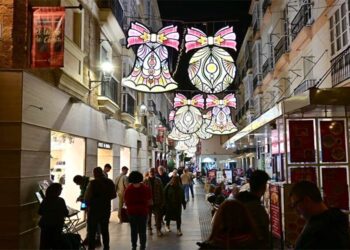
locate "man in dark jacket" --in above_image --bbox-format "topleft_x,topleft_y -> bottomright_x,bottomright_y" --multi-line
85,167 -> 116,249
290,180 -> 350,249
236,170 -> 270,249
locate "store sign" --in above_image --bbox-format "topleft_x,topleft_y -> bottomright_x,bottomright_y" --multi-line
98,142 -> 112,149
322,168 -> 349,210
289,120 -> 315,163
270,184 -> 282,239
31,7 -> 65,68
320,120 -> 346,162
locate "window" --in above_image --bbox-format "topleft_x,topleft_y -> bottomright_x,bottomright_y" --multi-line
65,8 -> 83,49
330,2 -> 349,56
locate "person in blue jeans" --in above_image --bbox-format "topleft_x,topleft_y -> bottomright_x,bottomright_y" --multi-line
180,168 -> 192,202
124,171 -> 152,250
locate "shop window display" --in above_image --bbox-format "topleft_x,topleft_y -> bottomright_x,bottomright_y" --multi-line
50,131 -> 85,212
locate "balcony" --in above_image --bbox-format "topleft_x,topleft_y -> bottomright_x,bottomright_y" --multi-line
291,4 -> 312,41
262,58 -> 273,79
253,74 -> 262,90
98,77 -> 120,115
252,5 -> 260,36
331,46 -> 350,87
293,79 -> 317,95
262,0 -> 272,16
274,36 -> 288,64
122,93 -> 135,116
97,0 -> 125,30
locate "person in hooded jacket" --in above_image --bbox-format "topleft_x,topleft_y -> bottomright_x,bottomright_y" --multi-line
197,200 -> 259,249
289,180 -> 350,249
236,170 -> 270,249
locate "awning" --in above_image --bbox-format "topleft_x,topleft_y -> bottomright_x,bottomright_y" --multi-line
283,87 -> 350,114
224,102 -> 283,146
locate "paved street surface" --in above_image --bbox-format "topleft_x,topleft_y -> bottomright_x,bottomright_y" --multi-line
80,184 -> 208,250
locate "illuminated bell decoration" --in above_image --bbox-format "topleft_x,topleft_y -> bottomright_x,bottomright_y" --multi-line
187,147 -> 197,153
173,94 -> 204,134
168,127 -> 191,141
175,140 -> 189,151
185,26 -> 237,93
184,134 -> 200,148
196,112 -> 213,140
206,94 -> 238,135
122,22 -> 179,93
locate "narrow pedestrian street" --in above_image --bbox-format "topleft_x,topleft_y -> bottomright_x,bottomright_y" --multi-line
80,184 -> 211,250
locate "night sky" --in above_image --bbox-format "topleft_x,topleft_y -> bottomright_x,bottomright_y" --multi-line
157,0 -> 251,93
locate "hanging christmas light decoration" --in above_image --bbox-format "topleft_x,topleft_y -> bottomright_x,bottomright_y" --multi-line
196,112 -> 213,140
122,22 -> 179,93
185,26 -> 237,93
168,127 -> 191,141
175,140 -> 189,151
168,110 -> 191,141
206,93 -> 237,135
173,93 -> 204,134
184,134 -> 200,148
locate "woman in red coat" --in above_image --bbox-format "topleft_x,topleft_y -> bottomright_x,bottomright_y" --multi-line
124,171 -> 152,250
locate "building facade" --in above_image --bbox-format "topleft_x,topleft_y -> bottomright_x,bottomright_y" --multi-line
229,0 -> 350,245
0,0 -> 171,248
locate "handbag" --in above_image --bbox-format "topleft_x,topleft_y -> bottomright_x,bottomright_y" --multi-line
120,205 -> 129,223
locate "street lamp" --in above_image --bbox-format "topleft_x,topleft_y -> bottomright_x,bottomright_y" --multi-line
89,61 -> 114,90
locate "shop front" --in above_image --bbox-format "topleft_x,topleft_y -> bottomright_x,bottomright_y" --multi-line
50,131 -> 85,214
226,88 -> 350,247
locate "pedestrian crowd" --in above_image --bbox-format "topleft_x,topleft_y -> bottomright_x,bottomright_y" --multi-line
37,164 -> 195,250
37,164 -> 350,249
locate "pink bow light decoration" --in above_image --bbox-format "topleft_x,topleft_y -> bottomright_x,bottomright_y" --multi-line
185,26 -> 237,94
185,26 -> 237,53
122,22 -> 180,93
205,94 -> 238,135
127,22 -> 180,50
173,94 -> 204,134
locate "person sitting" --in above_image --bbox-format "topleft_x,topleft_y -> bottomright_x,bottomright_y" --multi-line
38,183 -> 68,249
197,200 -> 258,249
290,181 -> 350,249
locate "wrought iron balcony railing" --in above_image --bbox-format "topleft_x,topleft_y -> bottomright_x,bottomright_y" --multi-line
291,4 -> 312,41
262,57 -> 273,79
122,93 -> 135,116
293,79 -> 317,95
101,77 -> 118,104
97,0 -> 125,30
331,46 -> 350,86
253,74 -> 262,90
274,36 -> 288,63
262,0 -> 272,16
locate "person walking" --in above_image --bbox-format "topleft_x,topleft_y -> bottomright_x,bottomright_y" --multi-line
124,171 -> 152,250
290,181 -> 350,249
188,170 -> 195,199
164,176 -> 186,236
115,166 -> 129,222
236,170 -> 270,249
85,167 -> 116,250
180,168 -> 192,202
144,167 -> 164,236
38,183 -> 68,249
197,200 -> 258,249
156,165 -> 170,187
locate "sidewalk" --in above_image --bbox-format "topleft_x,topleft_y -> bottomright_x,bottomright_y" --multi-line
79,184 -> 207,249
